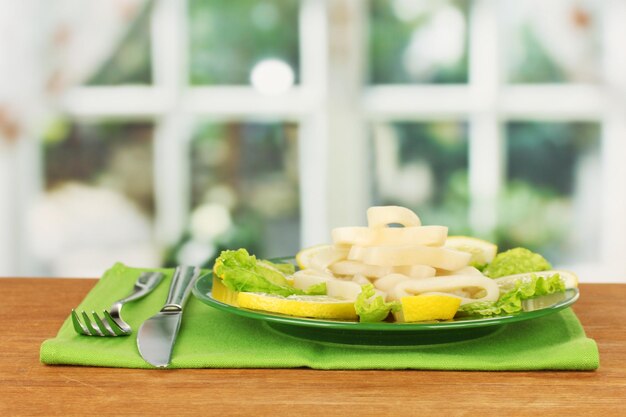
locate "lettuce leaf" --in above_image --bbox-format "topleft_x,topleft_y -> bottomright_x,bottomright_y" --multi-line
214,249 -> 302,297
303,282 -> 327,295
355,284 -> 401,322
483,247 -> 551,278
456,273 -> 566,317
259,259 -> 296,276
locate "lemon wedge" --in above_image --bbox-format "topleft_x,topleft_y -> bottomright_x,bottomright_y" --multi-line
295,244 -> 348,270
444,236 -> 497,267
212,275 -> 239,306
394,294 -> 462,322
237,292 -> 357,320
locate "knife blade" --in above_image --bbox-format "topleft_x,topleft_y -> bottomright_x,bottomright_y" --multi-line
136,265 -> 202,368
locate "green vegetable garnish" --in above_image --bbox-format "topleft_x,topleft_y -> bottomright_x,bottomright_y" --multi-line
259,259 -> 296,276
483,247 -> 551,278
214,249 -> 302,297
355,284 -> 401,323
456,273 -> 565,317
303,282 -> 327,296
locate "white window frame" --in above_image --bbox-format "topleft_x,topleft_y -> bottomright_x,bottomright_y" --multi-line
3,0 -> 625,282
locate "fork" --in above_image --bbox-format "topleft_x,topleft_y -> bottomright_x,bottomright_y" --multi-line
71,271 -> 165,336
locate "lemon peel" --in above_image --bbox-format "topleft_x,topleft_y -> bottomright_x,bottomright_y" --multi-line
237,292 -> 357,320
395,294 -> 461,322
444,236 -> 497,267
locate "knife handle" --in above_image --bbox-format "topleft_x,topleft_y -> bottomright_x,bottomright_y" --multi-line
163,265 -> 201,311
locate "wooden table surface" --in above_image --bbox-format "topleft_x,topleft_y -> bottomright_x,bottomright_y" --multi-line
1,278 -> 625,417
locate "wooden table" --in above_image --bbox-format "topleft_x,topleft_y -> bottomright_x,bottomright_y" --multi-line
1,279 -> 624,417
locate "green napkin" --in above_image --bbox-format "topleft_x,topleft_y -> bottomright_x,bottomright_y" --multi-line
40,263 -> 599,370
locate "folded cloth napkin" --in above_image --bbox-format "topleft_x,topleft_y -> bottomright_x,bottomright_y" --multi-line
40,263 -> 600,370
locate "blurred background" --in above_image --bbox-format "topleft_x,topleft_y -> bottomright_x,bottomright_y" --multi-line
1,0 -> 625,281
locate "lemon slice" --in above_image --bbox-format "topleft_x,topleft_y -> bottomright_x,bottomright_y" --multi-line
295,244 -> 328,269
212,275 -> 239,306
493,270 -> 578,291
394,294 -> 462,322
444,236 -> 497,266
237,292 -> 357,319
295,244 -> 348,270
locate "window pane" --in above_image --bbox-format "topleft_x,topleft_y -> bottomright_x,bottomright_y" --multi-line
35,121 -> 158,276
502,122 -> 601,265
189,0 -> 299,85
368,0 -> 469,84
86,6 -> 152,85
502,0 -> 601,83
371,121 -> 469,232
183,121 -> 300,266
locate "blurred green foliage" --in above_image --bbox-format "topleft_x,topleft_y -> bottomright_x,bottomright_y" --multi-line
162,210 -> 264,269
189,0 -> 299,84
395,122 -> 468,205
502,122 -> 600,262
60,0 -> 601,268
509,25 -> 566,83
187,121 -> 300,263
368,0 -> 469,83
374,121 -> 599,264
374,122 -> 470,234
42,122 -> 155,214
494,180 -> 570,262
87,4 -> 153,85
507,122 -> 599,195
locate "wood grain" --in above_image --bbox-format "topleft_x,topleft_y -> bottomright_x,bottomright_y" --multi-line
0,279 -> 624,417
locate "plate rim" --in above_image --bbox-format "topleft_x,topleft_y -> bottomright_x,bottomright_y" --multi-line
192,273 -> 580,332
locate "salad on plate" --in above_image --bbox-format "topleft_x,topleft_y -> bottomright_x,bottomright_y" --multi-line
210,206 -> 578,323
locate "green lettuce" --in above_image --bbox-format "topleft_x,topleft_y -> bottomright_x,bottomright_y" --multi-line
355,284 -> 401,322
214,249 -> 302,297
304,282 -> 327,296
457,273 -> 566,317
483,247 -> 551,278
259,259 -> 296,276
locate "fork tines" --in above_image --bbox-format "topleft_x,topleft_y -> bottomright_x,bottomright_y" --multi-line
71,309 -> 126,337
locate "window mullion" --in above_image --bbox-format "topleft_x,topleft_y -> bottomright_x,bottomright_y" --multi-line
298,0 -> 329,247
0,142 -> 19,275
468,0 -> 503,238
325,0 -> 369,230
299,0 -> 369,247
600,0 -> 626,277
150,0 -> 191,246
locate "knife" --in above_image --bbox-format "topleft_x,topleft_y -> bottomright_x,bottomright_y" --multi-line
136,265 -> 202,368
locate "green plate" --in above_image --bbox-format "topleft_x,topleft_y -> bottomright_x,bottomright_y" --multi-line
192,273 -> 580,346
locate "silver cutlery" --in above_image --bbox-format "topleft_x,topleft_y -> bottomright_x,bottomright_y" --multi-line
136,265 -> 202,368
71,271 -> 165,336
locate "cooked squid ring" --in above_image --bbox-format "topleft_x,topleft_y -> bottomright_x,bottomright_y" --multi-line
374,273 -> 410,293
391,275 -> 500,305
367,206 -> 421,228
348,244 -> 471,271
329,260 -> 436,279
331,225 -> 447,247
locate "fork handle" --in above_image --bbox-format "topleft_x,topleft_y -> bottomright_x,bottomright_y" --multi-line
116,272 -> 165,305
162,265 -> 202,311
